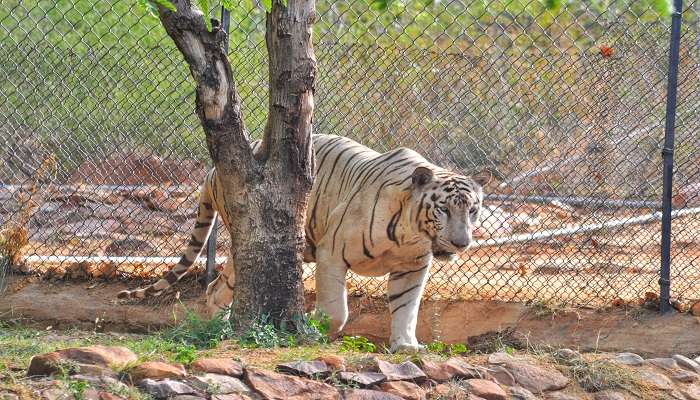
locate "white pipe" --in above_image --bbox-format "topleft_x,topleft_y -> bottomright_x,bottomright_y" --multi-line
473,206 -> 700,248
20,207 -> 700,264
22,255 -> 228,265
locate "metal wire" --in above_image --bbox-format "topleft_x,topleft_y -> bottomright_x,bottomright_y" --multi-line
0,0 -> 698,308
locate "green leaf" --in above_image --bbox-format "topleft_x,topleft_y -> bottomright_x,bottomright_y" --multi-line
151,0 -> 177,12
652,0 -> 673,17
280,0 -> 288,7
370,0 -> 389,11
261,0 -> 272,12
544,0 -> 562,11
137,0 -> 159,18
197,0 -> 213,31
221,0 -> 235,10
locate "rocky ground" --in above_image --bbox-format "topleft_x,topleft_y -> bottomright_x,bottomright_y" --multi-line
1,324 -> 700,400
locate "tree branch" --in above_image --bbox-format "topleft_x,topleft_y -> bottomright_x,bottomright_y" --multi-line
260,0 -> 316,186
156,0 -> 255,181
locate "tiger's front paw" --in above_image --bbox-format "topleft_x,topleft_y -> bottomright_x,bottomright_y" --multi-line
389,342 -> 426,354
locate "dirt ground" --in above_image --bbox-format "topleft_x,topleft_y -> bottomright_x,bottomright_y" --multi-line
2,274 -> 699,358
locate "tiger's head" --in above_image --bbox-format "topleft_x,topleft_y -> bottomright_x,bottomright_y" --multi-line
410,166 -> 489,261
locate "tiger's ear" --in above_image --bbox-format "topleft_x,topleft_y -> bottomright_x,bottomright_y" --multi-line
472,170 -> 492,187
412,167 -> 434,188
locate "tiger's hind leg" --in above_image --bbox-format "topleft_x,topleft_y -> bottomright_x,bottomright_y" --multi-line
206,258 -> 235,320
387,261 -> 431,353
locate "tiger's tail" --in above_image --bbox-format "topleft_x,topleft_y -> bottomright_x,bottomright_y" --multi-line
117,173 -> 218,300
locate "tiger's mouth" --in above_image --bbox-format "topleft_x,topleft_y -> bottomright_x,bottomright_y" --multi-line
432,250 -> 457,262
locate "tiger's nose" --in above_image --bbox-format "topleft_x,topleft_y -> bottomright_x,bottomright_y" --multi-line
450,239 -> 469,249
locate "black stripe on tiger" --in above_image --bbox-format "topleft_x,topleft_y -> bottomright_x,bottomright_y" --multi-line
388,283 -> 420,302
178,255 -> 194,268
189,235 -> 204,248
389,264 -> 428,281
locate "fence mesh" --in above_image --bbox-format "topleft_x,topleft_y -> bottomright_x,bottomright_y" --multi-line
1,0 -> 699,308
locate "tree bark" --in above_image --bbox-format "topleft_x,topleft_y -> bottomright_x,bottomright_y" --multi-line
157,0 -> 316,328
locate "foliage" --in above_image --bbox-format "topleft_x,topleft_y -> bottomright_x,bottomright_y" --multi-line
339,336 -> 377,353
163,305 -> 329,350
164,307 -> 235,349
172,344 -> 198,365
238,313 -> 329,348
66,379 -> 89,400
426,341 -> 469,356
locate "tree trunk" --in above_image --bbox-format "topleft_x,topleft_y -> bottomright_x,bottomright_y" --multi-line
157,0 -> 316,328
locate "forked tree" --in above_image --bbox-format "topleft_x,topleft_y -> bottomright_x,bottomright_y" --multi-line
154,0 -> 315,328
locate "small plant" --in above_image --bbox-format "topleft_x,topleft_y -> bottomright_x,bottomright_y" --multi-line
503,346 -> 516,356
173,344 -> 198,365
426,341 -> 469,356
67,379 -> 89,400
164,304 -> 233,349
339,336 -> 376,353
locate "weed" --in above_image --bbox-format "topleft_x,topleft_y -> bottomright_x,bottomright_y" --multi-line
426,341 -> 469,356
556,356 -> 639,393
339,336 -> 376,353
164,306 -> 233,349
67,379 -> 89,400
172,344 -> 198,365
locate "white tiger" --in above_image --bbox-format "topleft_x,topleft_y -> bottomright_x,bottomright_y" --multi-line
119,134 -> 487,352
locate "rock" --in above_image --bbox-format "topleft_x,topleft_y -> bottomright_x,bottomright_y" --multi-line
244,367 -> 340,400
545,392 -> 582,400
28,353 -> 65,377
171,396 -> 208,400
97,393 -> 127,400
637,370 -> 674,390
487,353 -> 514,365
212,395 -> 254,400
315,355 -> 345,371
485,366 -> 515,386
683,384 -> 700,400
190,358 -> 244,377
673,355 -> 700,373
137,379 -> 200,399
337,371 -> 387,387
130,361 -> 187,381
83,388 -> 101,400
421,358 -> 487,382
502,362 -> 569,393
509,386 -> 537,400
376,360 -> 426,382
379,381 -> 425,400
28,346 -> 138,377
276,360 -> 330,378
612,353 -> 644,366
0,393 -> 19,400
463,379 -> 507,400
691,302 -> 700,317
69,374 -> 127,392
191,373 -> 251,395
672,370 -> 699,383
593,391 -> 626,400
553,349 -> 580,362
646,357 -> 680,371
343,389 -> 402,400
40,388 -> 72,400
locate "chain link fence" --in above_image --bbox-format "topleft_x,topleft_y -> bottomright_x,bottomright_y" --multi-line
1,0 -> 698,308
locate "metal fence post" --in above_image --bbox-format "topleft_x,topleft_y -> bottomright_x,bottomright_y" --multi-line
204,6 -> 231,287
659,0 -> 683,314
